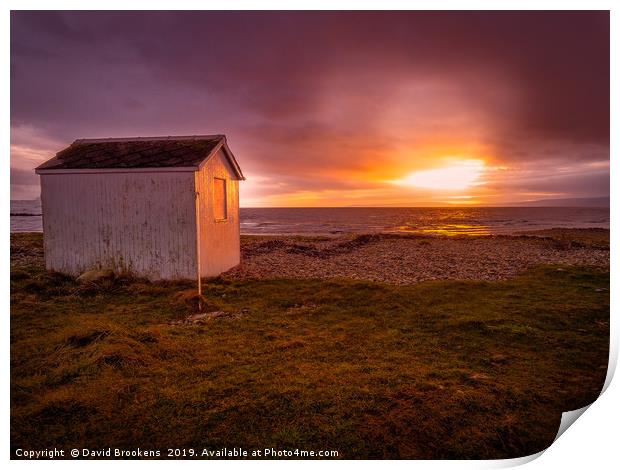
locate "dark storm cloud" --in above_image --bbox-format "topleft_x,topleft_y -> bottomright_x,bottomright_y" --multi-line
11,11 -> 609,139
10,10 -> 609,203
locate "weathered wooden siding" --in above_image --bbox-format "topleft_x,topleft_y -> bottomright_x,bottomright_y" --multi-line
195,149 -> 240,277
40,171 -> 197,280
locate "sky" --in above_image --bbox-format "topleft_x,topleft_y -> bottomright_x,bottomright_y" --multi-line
10,11 -> 609,206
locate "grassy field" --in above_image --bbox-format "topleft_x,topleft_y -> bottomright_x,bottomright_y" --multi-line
11,233 -> 609,459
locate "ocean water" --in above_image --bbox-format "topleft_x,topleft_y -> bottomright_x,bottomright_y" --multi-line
10,200 -> 43,233
10,200 -> 609,236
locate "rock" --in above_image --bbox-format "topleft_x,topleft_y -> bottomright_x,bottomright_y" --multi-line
77,269 -> 115,284
469,372 -> 490,381
490,354 -> 509,364
186,312 -> 210,323
184,310 -> 242,324
204,310 -> 240,320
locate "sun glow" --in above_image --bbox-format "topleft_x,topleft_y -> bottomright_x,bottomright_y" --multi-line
395,159 -> 485,191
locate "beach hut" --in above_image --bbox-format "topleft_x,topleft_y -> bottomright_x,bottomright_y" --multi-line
35,135 -> 245,282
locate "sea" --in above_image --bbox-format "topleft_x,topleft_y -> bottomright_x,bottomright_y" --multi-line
10,200 -> 610,236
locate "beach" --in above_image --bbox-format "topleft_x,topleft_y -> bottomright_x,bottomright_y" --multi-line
225,229 -> 610,285
11,229 -> 610,285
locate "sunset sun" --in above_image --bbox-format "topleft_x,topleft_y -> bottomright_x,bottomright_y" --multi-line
394,159 -> 486,191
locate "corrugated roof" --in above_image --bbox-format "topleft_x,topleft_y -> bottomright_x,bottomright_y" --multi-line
35,135 -> 244,179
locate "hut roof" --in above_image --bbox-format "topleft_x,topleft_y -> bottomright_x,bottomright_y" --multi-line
35,135 -> 244,179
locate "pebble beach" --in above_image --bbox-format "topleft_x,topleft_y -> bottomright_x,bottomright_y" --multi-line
11,229 -> 609,286
224,229 -> 610,285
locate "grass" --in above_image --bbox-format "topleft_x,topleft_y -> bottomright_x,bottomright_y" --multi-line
11,234 -> 609,459
515,228 -> 610,250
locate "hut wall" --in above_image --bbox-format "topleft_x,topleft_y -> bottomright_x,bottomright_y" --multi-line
194,149 -> 241,278
39,170 -> 198,280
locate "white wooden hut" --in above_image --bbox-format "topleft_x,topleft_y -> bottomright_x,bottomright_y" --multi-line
35,135 -> 245,281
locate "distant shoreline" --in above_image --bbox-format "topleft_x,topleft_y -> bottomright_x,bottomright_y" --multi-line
10,227 -> 612,237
